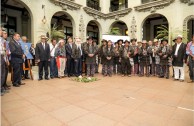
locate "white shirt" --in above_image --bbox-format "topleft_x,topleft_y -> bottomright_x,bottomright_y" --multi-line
50,43 -> 56,57
174,42 -> 182,56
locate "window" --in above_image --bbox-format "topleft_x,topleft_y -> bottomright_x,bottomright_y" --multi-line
87,0 -> 101,11
1,15 -> 17,37
64,26 -> 73,43
110,0 -> 128,12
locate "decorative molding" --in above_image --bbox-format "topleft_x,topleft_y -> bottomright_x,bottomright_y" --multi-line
130,16 -> 137,39
83,7 -> 105,19
134,0 -> 175,12
83,7 -> 132,20
51,0 -> 82,11
79,15 -> 85,42
180,0 -> 194,5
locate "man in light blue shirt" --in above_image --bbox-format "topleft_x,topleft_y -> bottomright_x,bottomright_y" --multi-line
186,35 -> 194,83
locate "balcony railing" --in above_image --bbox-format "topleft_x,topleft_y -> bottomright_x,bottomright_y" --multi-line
87,1 -> 101,11
142,0 -> 159,4
109,4 -> 128,12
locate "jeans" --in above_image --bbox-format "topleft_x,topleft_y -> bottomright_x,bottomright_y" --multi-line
50,57 -> 58,78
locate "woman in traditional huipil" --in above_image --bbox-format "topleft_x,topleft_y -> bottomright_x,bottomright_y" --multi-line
55,39 -> 66,78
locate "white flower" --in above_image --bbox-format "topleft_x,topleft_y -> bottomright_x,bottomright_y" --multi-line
87,77 -> 91,80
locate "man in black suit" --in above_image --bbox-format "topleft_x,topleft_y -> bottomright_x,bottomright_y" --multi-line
9,33 -> 25,87
172,35 -> 186,82
65,37 -> 75,77
35,35 -> 50,80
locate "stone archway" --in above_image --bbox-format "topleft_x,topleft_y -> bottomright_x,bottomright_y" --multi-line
50,11 -> 76,42
183,15 -> 194,41
141,13 -> 169,41
86,20 -> 102,44
1,0 -> 33,42
109,20 -> 128,36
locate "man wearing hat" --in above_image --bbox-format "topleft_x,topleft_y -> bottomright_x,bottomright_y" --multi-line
157,39 -> 172,79
172,35 -> 186,82
186,35 -> 194,83
131,38 -> 139,75
153,39 -> 160,76
138,40 -> 152,77
99,39 -> 107,75
35,35 -> 50,80
84,36 -> 98,77
120,40 -> 134,77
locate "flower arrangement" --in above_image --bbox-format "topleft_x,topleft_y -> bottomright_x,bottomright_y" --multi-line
71,76 -> 99,83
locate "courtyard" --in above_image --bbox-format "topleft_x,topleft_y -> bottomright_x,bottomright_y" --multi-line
1,67 -> 193,126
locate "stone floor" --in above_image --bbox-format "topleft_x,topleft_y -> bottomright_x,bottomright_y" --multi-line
1,66 -> 194,126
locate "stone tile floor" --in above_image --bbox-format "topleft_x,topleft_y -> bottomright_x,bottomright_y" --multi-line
1,66 -> 193,126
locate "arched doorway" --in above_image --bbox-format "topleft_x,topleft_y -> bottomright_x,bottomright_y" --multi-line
142,14 -> 169,40
1,0 -> 32,41
187,19 -> 194,41
51,11 -> 74,42
109,21 -> 128,36
86,21 -> 100,44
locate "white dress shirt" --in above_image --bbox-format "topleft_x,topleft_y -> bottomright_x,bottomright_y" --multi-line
174,42 -> 182,56
50,43 -> 56,57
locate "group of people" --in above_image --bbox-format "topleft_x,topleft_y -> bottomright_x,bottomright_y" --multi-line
1,25 -> 194,95
0,27 -> 36,95
35,34 -> 194,83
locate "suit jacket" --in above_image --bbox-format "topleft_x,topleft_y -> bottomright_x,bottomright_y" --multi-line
72,44 -> 83,59
65,43 -> 76,59
103,46 -> 115,65
84,44 -> 98,64
172,43 -> 186,67
35,42 -> 50,61
9,38 -> 24,64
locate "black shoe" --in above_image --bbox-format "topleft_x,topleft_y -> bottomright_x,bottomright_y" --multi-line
45,78 -> 49,80
50,77 -> 54,79
13,84 -> 20,87
19,82 -> 26,85
25,76 -> 30,79
159,76 -> 164,78
38,78 -> 43,81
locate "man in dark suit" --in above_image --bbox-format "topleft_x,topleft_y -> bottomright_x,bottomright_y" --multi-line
172,35 -> 186,82
65,37 -> 75,77
35,35 -> 50,80
72,37 -> 83,77
9,33 -> 25,87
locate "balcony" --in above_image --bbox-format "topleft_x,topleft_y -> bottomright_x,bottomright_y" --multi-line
109,3 -> 128,12
87,0 -> 101,11
110,0 -> 128,12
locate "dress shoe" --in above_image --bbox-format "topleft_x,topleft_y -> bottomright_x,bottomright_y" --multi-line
38,78 -> 43,81
19,82 -> 26,85
187,80 -> 194,83
45,78 -> 49,80
13,84 -> 20,87
180,80 -> 184,82
25,76 -> 30,79
174,79 -> 179,81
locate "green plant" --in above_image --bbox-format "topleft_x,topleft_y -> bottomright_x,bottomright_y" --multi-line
50,23 -> 65,39
155,25 -> 189,45
155,25 -> 169,40
39,23 -> 64,40
109,27 -> 121,35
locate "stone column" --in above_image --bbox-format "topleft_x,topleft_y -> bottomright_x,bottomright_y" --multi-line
100,0 -> 110,13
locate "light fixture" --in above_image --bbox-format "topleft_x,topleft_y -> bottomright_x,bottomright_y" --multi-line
125,30 -> 128,35
42,5 -> 47,24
